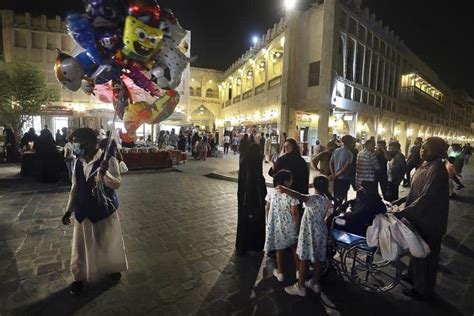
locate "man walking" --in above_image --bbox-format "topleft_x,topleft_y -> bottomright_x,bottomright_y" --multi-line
61,128 -> 128,295
223,133 -> 231,155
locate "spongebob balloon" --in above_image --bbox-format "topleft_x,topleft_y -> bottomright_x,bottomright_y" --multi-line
122,16 -> 163,63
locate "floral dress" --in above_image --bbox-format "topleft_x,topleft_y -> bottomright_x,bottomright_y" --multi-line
297,195 -> 331,263
264,190 -> 300,252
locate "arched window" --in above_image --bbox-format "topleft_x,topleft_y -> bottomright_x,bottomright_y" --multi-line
196,87 -> 202,96
189,87 -> 194,96
206,88 -> 215,98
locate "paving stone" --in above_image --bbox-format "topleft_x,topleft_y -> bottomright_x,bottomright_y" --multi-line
202,249 -> 220,257
201,270 -> 221,287
37,262 -> 62,276
0,163 -> 472,316
181,279 -> 200,291
192,260 -> 213,274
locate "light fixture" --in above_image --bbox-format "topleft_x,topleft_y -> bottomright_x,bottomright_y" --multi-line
208,80 -> 213,83
252,36 -> 259,46
247,70 -> 253,79
284,0 -> 296,11
259,61 -> 266,71
407,128 -> 414,136
272,51 -> 283,61
237,78 -> 242,85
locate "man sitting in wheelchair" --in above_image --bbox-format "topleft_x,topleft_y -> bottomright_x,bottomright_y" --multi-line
328,181 -> 387,237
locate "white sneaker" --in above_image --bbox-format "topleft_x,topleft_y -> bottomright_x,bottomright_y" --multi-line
304,280 -> 321,294
273,269 -> 284,282
284,283 -> 307,297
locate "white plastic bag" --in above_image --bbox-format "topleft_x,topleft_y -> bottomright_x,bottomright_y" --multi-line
119,160 -> 129,174
392,218 -> 431,258
367,214 -> 402,262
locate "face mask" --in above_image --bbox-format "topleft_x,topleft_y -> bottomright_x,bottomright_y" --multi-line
73,142 -> 85,156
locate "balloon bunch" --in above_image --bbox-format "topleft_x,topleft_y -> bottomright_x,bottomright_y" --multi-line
54,0 -> 191,142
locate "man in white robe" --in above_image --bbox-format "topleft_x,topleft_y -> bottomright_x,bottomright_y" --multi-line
62,128 -> 128,295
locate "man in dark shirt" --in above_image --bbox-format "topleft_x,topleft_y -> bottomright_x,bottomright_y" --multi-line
403,137 -> 422,187
375,141 -> 389,200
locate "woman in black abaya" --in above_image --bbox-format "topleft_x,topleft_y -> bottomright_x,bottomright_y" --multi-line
236,143 -> 267,255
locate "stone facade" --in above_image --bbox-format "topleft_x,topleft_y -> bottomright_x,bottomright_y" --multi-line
189,0 -> 474,155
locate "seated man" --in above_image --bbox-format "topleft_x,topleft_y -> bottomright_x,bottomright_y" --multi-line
330,181 -> 387,237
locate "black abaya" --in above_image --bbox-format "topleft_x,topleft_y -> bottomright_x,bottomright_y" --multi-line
236,153 -> 267,253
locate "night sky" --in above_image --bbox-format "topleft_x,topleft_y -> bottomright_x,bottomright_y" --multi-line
2,0 -> 472,96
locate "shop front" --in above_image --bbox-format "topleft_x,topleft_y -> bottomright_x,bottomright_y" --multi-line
295,111 -> 319,156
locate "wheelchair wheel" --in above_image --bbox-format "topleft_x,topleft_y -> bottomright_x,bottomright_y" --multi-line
341,240 -> 401,293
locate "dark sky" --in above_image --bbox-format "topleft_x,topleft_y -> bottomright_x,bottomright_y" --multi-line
2,0 -> 472,95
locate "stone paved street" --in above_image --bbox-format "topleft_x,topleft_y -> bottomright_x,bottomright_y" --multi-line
0,159 -> 473,316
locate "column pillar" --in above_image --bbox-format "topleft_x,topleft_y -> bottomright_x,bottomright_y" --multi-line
317,108 -> 330,145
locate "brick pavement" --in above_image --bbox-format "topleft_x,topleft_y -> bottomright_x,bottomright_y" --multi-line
0,161 -> 472,316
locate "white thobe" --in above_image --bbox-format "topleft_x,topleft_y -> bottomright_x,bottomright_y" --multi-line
66,150 -> 128,282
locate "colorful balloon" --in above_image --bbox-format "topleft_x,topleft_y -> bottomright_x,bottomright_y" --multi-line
59,0 -> 189,140
159,9 -> 186,45
128,0 -> 160,25
151,37 -> 190,89
121,16 -> 164,63
54,50 -> 85,91
84,0 -> 127,29
121,90 -> 179,142
66,13 -> 103,64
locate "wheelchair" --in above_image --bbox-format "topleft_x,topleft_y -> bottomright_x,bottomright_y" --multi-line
322,206 -> 404,293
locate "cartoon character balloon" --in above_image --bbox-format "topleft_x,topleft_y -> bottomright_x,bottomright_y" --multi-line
121,15 -> 163,63
54,50 -> 85,91
55,0 -> 190,142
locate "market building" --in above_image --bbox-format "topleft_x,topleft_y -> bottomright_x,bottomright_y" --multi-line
192,0 -> 474,155
0,10 -> 191,139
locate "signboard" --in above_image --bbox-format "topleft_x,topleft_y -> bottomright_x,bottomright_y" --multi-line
40,106 -> 73,116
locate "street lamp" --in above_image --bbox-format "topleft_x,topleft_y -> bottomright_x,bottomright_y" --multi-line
284,0 -> 296,10
252,36 -> 259,46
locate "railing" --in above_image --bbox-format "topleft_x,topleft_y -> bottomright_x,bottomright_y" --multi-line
189,91 -> 202,97
269,75 -> 282,89
242,90 -> 253,100
233,95 -> 241,104
255,83 -> 265,95
205,92 -> 219,99
400,86 -> 445,106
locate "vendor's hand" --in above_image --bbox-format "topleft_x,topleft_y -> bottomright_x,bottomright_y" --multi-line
62,211 -> 72,226
99,160 -> 109,177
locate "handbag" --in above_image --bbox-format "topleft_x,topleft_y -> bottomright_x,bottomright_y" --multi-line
119,160 -> 129,173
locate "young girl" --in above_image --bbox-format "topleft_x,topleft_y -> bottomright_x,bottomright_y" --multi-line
277,176 -> 333,297
265,170 -> 301,282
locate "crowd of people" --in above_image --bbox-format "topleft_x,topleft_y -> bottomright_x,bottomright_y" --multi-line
237,133 -> 463,301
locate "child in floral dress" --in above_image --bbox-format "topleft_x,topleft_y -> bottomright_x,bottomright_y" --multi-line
265,170 -> 301,282
277,176 -> 333,296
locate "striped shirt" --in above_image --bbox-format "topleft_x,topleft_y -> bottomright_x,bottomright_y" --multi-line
355,148 -> 380,189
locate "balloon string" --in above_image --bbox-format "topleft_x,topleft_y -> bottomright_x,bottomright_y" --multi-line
96,110 -> 118,213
